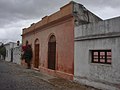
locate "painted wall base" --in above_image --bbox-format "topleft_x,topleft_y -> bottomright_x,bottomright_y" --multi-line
39,66 -> 73,80
74,76 -> 120,90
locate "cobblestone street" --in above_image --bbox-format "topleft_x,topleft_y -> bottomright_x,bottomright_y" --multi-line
0,60 -> 98,90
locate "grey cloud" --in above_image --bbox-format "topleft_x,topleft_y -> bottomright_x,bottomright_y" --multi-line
74,0 -> 120,19
78,0 -> 120,8
0,19 -> 38,43
0,0 -> 70,28
0,0 -> 120,42
0,0 -> 120,22
0,0 -> 69,19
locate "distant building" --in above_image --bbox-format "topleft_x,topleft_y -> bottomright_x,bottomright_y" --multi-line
4,42 -> 17,62
4,42 -> 22,64
0,42 -> 2,46
13,45 -> 21,64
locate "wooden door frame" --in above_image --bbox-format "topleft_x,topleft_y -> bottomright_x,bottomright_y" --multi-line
34,39 -> 39,68
48,35 -> 56,70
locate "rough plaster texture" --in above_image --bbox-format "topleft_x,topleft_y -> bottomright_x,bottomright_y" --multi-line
13,46 -> 21,64
74,17 -> 120,90
75,17 -> 120,38
73,2 -> 102,26
22,18 -> 74,79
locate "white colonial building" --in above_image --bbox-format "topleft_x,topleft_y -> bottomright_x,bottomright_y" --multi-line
4,42 -> 22,64
74,17 -> 120,90
4,42 -> 17,62
13,45 -> 21,64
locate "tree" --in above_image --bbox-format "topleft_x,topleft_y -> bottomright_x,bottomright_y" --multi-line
0,43 -> 6,60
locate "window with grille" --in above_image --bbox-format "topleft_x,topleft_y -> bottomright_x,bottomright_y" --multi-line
91,50 -> 112,64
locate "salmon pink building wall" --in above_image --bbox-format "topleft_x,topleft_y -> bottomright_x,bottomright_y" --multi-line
22,2 -> 74,80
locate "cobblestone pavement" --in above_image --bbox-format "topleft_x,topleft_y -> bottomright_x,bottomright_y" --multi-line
0,60 -> 99,90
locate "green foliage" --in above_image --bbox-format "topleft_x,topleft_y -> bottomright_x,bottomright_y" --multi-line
0,44 -> 6,59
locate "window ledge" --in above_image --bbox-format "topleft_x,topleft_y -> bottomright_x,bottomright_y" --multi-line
90,63 -> 112,67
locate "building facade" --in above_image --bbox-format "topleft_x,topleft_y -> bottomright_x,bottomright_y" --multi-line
4,42 -> 17,62
22,1 -> 101,80
22,1 -> 120,90
74,17 -> 120,90
13,45 -> 21,64
22,2 -> 75,80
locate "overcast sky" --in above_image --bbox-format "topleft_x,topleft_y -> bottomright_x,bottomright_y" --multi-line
0,0 -> 120,43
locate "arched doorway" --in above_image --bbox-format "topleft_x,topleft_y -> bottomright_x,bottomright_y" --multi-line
48,35 -> 56,70
34,39 -> 39,68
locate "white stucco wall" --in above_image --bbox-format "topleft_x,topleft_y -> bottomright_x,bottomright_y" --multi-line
13,46 -> 21,64
0,42 -> 2,46
5,42 -> 17,62
5,44 -> 11,62
0,55 -> 3,60
73,2 -> 102,26
74,17 -> 120,90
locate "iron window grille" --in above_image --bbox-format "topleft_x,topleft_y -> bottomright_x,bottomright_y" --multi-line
91,50 -> 112,64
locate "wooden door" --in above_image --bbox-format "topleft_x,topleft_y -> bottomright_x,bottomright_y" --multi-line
34,44 -> 39,68
48,42 -> 56,70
